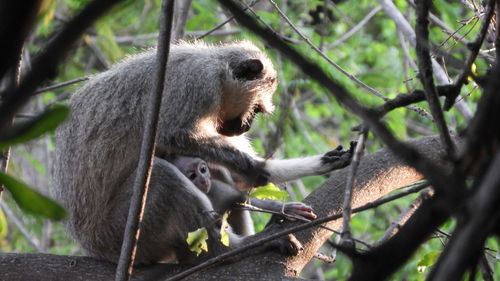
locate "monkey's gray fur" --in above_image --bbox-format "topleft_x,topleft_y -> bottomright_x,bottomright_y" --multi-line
52,41 -> 353,264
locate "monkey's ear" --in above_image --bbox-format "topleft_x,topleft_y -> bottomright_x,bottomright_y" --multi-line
233,59 -> 264,80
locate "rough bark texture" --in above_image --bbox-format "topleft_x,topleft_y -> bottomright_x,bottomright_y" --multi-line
0,135 -> 447,280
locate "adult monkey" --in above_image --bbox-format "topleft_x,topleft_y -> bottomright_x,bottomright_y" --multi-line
52,41 -> 353,264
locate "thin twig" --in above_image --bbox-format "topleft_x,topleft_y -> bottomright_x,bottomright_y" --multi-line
114,30 -> 239,45
341,130 -> 368,246
378,0 -> 473,120
166,181 -> 429,281
326,6 -> 382,49
415,0 -> 455,157
379,189 -> 433,243
407,0 -> 470,46
444,0 -> 495,110
239,203 -> 372,249
114,0 -> 174,280
33,76 -> 89,94
195,0 -> 260,41
0,201 -> 43,252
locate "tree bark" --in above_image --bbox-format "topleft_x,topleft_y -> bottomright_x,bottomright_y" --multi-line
0,135 -> 449,280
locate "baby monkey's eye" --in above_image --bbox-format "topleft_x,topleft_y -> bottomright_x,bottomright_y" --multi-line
188,173 -> 197,180
200,166 -> 207,174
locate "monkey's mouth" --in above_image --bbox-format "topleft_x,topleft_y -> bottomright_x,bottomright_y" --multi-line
218,105 -> 263,137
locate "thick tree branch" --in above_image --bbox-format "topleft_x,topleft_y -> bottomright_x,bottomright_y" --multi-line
0,136 -> 450,280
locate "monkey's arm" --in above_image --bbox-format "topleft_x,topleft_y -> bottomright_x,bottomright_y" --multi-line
263,143 -> 355,184
163,133 -> 269,186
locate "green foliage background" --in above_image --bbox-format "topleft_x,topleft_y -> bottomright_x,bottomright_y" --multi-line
1,0 -> 497,280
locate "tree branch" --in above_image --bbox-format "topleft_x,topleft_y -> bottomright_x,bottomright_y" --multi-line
415,0 -> 455,157
114,0 -> 174,280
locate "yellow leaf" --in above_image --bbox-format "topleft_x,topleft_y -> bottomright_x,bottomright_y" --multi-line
0,207 -> 7,239
220,212 -> 230,247
186,227 -> 209,256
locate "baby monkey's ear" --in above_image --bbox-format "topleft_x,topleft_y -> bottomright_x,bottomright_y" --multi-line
233,59 -> 264,80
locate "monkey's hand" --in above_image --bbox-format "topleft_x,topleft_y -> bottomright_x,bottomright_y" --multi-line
283,202 -> 317,221
319,141 -> 357,172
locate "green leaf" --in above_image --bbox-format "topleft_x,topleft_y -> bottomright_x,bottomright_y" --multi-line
186,227 -> 209,256
0,172 -> 66,220
249,183 -> 288,201
220,212 -> 230,247
0,105 -> 69,151
417,250 -> 441,273
0,207 -> 8,239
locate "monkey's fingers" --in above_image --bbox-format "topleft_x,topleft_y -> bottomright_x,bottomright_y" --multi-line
286,210 -> 317,220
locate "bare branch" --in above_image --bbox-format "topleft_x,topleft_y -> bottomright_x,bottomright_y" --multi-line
114,0 -> 174,280
341,130 -> 367,245
415,0 -> 455,157
33,76 -> 89,95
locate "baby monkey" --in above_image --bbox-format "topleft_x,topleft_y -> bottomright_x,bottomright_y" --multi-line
169,155 -> 317,234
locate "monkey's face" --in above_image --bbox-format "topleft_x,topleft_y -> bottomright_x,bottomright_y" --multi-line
218,55 -> 277,137
175,157 -> 212,193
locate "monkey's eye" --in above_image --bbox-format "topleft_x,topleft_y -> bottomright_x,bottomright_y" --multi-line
188,173 -> 197,180
200,166 -> 207,174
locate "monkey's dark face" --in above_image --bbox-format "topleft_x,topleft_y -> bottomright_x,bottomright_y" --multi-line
218,57 -> 277,137
174,157 -> 212,193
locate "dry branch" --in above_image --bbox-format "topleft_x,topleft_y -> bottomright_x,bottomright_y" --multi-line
0,136 -> 451,280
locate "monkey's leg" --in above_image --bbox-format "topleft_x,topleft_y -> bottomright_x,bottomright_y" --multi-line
227,209 -> 255,236
106,158 -> 234,264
